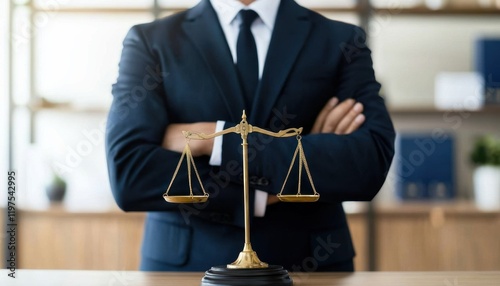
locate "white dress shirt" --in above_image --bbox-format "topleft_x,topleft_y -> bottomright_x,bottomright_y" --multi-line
210,0 -> 280,78
209,0 -> 281,217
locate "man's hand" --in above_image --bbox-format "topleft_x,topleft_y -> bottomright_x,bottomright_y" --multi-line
162,122 -> 216,157
311,97 -> 365,134
267,195 -> 280,205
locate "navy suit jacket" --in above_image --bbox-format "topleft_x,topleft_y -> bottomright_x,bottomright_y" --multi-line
106,0 -> 395,271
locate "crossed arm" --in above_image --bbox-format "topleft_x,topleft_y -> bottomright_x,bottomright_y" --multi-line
162,97 -> 365,205
162,97 -> 364,156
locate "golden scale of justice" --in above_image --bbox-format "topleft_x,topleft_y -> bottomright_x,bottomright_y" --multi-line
163,111 -> 320,286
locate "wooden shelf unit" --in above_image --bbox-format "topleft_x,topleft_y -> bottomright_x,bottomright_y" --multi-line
14,201 -> 500,271
388,106 -> 500,116
374,201 -> 500,271
16,206 -> 145,271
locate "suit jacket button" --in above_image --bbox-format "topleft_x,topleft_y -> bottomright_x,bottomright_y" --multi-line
258,177 -> 269,186
249,176 -> 259,185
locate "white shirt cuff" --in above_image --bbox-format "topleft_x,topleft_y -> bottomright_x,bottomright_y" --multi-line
254,190 -> 268,217
209,120 -> 225,166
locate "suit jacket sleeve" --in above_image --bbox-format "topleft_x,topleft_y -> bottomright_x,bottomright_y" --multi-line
106,26 -> 246,218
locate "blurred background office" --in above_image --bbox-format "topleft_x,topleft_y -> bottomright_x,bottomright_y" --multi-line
1,0 -> 500,272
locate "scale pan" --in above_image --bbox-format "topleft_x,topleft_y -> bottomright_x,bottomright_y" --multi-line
277,194 -> 319,203
163,195 -> 209,203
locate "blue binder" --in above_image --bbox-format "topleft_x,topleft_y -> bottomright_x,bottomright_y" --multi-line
395,133 -> 455,200
475,38 -> 500,105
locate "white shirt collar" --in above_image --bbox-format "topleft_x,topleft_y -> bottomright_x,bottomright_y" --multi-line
210,0 -> 281,30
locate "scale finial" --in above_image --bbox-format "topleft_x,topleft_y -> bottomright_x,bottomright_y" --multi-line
242,110 -> 247,121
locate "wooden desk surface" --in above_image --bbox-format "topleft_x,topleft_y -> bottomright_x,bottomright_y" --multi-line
2,270 -> 499,286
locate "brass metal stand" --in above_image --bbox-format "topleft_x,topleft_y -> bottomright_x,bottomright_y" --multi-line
163,111 -> 320,285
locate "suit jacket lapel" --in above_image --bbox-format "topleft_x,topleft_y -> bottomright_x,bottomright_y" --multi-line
182,0 -> 244,123
250,0 -> 312,126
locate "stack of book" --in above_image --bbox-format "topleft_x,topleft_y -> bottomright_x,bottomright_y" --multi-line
395,133 -> 455,200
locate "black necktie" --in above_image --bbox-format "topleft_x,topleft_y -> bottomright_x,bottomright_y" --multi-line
236,9 -> 259,112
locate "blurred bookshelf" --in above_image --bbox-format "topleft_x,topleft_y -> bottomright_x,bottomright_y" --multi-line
375,7 -> 500,16
6,0 -> 500,207
389,106 -> 500,115
4,0 -> 500,273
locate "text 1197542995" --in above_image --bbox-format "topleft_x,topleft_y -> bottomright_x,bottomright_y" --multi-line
6,171 -> 17,278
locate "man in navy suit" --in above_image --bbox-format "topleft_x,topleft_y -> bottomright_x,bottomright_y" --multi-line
106,0 -> 395,272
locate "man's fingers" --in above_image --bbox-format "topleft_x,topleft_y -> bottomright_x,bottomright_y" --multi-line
321,98 -> 355,133
345,114 -> 365,134
311,97 -> 338,134
335,102 -> 364,134
267,195 -> 280,205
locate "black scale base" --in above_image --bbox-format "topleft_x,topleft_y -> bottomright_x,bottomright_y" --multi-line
201,265 -> 293,286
